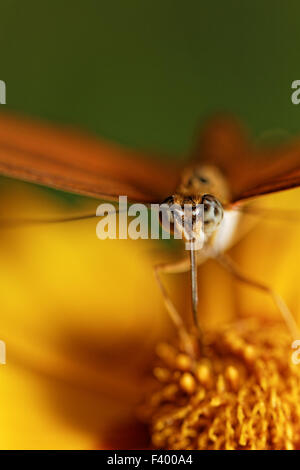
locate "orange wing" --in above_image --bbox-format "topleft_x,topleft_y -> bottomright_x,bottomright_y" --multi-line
0,112 -> 180,203
193,116 -> 300,205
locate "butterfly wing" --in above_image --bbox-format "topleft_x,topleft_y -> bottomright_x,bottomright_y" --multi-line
193,116 -> 300,205
0,112 -> 180,203
234,144 -> 300,202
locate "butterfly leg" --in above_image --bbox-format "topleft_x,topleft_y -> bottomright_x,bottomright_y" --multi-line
215,252 -> 300,340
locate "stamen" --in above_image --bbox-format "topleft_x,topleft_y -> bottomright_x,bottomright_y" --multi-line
141,319 -> 300,450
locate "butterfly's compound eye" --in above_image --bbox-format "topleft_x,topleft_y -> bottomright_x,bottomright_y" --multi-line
161,196 -> 175,224
201,194 -> 224,234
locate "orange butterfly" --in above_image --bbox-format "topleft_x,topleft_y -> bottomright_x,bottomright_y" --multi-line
0,112 -> 299,352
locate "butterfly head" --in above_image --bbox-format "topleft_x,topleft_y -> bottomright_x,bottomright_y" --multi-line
160,193 -> 224,245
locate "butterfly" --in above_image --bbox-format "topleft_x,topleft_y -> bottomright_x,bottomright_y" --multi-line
0,111 -> 299,353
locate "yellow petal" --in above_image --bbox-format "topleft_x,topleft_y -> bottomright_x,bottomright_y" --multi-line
0,181 -> 172,449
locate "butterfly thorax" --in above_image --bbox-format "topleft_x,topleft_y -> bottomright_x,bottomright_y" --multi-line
176,164 -> 231,205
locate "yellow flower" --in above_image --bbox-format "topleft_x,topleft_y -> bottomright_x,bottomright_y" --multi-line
0,178 -> 299,449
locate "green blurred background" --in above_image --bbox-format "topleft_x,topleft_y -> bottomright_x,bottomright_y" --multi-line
1,0 -> 300,159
